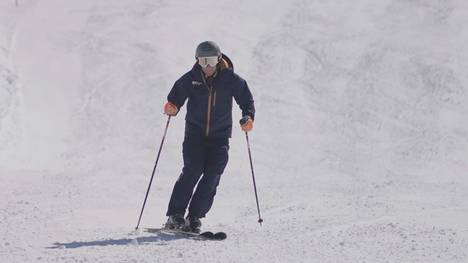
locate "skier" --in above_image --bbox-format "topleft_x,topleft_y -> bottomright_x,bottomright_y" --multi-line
163,41 -> 255,233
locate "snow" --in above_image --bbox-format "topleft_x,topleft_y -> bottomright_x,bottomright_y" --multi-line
1,0 -> 468,262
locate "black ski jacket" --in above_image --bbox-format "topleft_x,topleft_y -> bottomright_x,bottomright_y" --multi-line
167,59 -> 255,139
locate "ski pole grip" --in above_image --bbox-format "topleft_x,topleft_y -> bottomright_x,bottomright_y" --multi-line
239,115 -> 250,125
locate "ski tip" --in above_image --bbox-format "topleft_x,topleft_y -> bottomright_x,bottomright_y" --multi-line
200,231 -> 227,240
200,231 -> 214,239
213,232 -> 227,240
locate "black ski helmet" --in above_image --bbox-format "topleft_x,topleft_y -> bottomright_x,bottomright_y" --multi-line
195,41 -> 221,58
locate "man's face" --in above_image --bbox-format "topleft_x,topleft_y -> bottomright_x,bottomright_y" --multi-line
201,64 -> 216,77
198,56 -> 219,77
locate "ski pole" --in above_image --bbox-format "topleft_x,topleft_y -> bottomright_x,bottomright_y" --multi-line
244,131 -> 264,225
135,115 -> 171,230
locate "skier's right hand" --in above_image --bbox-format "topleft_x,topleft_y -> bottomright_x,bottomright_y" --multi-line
164,101 -> 178,116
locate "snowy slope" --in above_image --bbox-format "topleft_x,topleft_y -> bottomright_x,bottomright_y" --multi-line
0,0 -> 29,154
1,0 -> 468,262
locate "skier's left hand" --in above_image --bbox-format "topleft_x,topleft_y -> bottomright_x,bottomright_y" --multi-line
240,116 -> 253,132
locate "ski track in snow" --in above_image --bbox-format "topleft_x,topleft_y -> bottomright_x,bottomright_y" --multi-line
1,0 -> 468,262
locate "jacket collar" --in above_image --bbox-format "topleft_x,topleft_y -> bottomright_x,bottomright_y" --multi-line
191,64 -> 219,84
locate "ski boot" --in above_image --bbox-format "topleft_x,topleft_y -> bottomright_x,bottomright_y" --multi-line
165,214 -> 185,229
183,216 -> 202,233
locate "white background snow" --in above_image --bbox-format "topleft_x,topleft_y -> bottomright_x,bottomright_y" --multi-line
1,0 -> 468,262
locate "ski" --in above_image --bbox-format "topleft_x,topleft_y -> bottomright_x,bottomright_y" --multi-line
144,227 -> 227,240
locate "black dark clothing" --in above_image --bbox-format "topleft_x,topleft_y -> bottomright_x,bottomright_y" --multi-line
166,136 -> 229,218
167,64 -> 255,139
166,62 -> 254,219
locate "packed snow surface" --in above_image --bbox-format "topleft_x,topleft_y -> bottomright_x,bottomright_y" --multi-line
1,0 -> 468,262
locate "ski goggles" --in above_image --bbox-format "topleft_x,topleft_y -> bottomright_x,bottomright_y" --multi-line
197,56 -> 219,67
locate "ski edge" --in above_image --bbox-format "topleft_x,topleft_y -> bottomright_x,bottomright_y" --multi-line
144,227 -> 227,240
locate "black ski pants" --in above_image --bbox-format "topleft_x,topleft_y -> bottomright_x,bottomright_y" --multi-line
166,136 -> 229,218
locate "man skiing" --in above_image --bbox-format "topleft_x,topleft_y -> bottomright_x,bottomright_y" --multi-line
163,41 -> 255,233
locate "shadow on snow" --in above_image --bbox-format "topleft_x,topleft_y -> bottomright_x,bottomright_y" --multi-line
47,231 -> 194,249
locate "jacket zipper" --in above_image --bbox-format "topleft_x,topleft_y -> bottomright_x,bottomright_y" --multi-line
201,70 -> 217,137
206,88 -> 217,136
213,91 -> 217,107
206,86 -> 213,136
